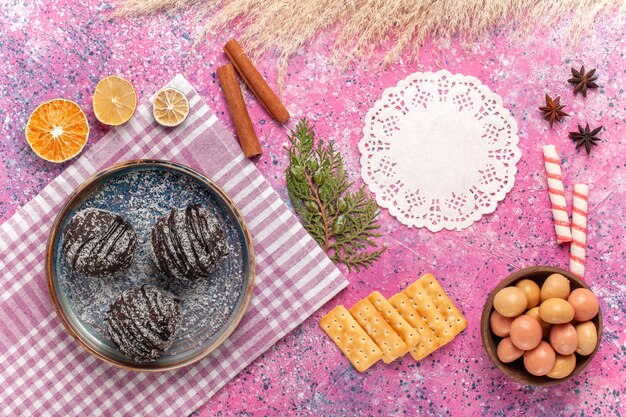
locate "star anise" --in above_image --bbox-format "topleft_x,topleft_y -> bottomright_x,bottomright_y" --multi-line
569,123 -> 602,155
539,94 -> 569,128
568,65 -> 599,97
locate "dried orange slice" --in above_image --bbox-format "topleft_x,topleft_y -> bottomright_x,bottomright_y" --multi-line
153,87 -> 190,127
93,75 -> 137,126
25,99 -> 89,163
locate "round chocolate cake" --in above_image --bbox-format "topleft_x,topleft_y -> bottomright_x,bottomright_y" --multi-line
151,204 -> 229,280
62,208 -> 137,276
106,285 -> 182,362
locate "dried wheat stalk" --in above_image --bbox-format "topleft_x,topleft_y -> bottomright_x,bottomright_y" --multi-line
116,0 -> 626,85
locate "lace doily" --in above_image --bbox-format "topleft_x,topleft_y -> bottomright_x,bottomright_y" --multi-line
359,70 -> 521,232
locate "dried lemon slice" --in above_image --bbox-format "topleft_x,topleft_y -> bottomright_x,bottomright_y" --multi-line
152,87 -> 190,127
93,75 -> 137,126
25,98 -> 89,163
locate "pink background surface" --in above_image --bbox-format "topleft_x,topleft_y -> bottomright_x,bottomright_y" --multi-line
1,1 -> 625,416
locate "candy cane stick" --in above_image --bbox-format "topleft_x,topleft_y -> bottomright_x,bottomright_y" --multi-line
570,184 -> 589,279
542,145 -> 572,243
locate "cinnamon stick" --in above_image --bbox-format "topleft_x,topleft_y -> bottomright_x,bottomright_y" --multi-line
217,64 -> 262,158
224,39 -> 290,124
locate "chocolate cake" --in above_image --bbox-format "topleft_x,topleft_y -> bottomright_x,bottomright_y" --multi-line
62,208 -> 137,276
106,285 -> 182,362
151,205 -> 229,280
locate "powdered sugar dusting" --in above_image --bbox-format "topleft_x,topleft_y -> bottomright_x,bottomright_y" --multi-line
55,166 -> 248,363
62,208 -> 137,277
151,205 -> 229,280
107,285 -> 181,362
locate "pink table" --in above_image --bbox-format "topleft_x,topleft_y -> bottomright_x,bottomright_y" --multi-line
1,1 -> 624,415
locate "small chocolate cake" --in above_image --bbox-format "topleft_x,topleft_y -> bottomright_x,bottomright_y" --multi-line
106,285 -> 181,362
62,208 -> 137,276
151,205 -> 229,280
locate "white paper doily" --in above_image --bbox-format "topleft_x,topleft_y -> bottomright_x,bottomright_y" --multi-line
359,70 -> 521,232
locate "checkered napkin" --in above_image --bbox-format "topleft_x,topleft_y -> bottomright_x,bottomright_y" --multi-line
0,75 -> 348,415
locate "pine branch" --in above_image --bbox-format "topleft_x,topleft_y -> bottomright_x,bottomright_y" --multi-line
331,245 -> 387,272
285,118 -> 386,271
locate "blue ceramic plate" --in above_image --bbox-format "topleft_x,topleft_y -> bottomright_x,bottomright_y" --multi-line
46,160 -> 255,371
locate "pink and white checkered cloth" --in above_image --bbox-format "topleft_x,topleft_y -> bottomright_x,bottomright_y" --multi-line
0,75 -> 348,415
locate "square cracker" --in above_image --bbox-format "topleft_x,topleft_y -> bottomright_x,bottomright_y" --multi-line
417,273 -> 467,335
367,291 -> 420,349
388,292 -> 440,361
349,299 -> 408,363
403,280 -> 454,346
319,305 -> 383,372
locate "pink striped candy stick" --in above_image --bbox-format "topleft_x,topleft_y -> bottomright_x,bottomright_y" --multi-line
570,184 -> 589,279
542,145 -> 572,243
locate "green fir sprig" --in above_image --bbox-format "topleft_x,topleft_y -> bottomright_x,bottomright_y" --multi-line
285,118 -> 386,271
